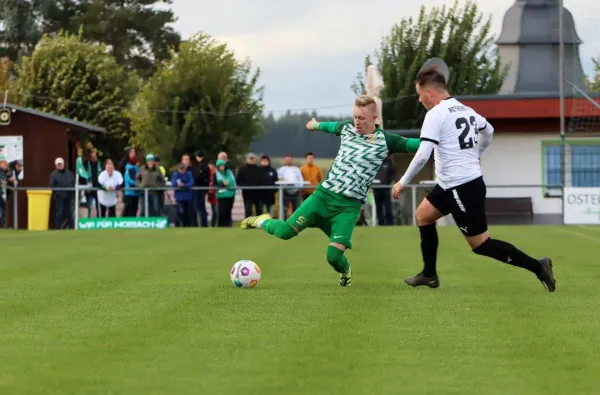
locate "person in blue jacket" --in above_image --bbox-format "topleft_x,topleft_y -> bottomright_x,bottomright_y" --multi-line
171,162 -> 194,227
123,162 -> 140,217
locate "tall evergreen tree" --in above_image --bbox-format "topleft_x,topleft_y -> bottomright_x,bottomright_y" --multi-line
353,0 -> 507,129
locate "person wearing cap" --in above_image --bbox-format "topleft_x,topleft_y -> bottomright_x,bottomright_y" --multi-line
236,152 -> 264,219
213,159 -> 236,227
193,149 -> 210,227
171,161 -> 195,227
49,157 -> 75,229
135,153 -> 165,216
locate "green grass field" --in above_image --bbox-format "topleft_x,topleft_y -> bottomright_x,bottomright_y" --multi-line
1,225 -> 599,394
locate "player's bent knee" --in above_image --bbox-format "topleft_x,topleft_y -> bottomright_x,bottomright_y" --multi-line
275,222 -> 298,240
415,200 -> 441,226
467,231 -> 490,250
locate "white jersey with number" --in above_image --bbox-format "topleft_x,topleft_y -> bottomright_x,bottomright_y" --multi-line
420,97 -> 488,189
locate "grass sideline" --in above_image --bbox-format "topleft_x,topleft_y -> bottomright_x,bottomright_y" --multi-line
1,225 -> 599,394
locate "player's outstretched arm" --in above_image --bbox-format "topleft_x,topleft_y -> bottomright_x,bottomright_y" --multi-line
391,140 -> 435,199
305,117 -> 346,136
383,132 -> 421,153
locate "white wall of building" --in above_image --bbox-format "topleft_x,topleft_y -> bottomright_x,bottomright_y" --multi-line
481,132 -> 561,214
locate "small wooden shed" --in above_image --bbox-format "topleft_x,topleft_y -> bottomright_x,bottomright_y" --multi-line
0,103 -> 105,229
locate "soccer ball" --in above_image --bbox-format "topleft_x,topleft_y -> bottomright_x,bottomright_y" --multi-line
230,260 -> 261,288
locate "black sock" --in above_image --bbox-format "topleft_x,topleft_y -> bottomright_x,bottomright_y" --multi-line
419,224 -> 438,277
473,238 -> 542,275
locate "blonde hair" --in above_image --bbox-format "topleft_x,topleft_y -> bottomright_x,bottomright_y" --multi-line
354,95 -> 378,114
355,95 -> 376,107
0,160 -> 7,169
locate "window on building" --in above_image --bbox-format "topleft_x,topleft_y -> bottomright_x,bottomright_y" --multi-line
543,141 -> 600,196
571,145 -> 600,187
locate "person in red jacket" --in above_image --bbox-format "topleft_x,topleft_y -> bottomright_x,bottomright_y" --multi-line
207,160 -> 218,226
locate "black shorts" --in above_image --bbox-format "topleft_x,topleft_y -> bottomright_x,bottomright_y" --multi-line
425,176 -> 487,236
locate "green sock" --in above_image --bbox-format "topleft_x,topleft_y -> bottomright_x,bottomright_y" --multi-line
326,245 -> 350,274
262,219 -> 297,240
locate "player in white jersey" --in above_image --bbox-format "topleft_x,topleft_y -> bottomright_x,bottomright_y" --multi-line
392,68 -> 556,292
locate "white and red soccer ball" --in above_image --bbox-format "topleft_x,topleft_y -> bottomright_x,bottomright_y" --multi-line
230,260 -> 261,288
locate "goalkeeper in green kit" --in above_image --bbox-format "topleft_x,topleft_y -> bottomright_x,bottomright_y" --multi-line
241,95 -> 420,286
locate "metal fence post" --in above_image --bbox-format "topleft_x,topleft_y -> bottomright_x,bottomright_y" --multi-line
13,188 -> 18,229
144,188 -> 149,218
278,184 -> 284,220
74,182 -> 80,230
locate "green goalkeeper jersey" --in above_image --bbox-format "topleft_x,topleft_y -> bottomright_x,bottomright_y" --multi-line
315,120 -> 420,202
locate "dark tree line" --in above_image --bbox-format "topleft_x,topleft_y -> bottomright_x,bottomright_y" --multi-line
251,111 -> 348,158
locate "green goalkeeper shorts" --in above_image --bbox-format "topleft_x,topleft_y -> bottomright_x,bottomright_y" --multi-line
287,187 -> 362,248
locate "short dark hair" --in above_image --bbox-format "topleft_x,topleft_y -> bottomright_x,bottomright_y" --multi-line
415,68 -> 447,90
305,152 -> 314,157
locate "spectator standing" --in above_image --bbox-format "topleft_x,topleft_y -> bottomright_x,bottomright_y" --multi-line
207,160 -> 218,226
118,148 -> 137,175
1,160 -> 20,228
259,155 -> 278,216
97,159 -> 123,218
373,157 -> 395,226
49,157 -> 75,229
84,151 -> 102,217
236,153 -> 263,217
0,160 -> 9,227
136,154 -> 165,217
213,159 -> 236,227
300,152 -> 323,201
194,150 -> 210,227
181,154 -> 198,225
123,161 -> 140,217
155,156 -> 166,177
277,154 -> 304,219
172,162 -> 195,227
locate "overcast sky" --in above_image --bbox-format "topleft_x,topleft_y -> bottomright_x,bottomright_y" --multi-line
171,0 -> 600,116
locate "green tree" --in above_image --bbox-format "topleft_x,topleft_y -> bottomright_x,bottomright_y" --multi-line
129,33 -> 264,165
0,0 -> 41,61
0,0 -> 180,77
352,0 -> 507,129
16,31 -> 139,157
586,56 -> 600,92
74,0 -> 181,77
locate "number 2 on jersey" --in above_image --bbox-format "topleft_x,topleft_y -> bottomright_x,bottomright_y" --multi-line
455,116 -> 477,150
